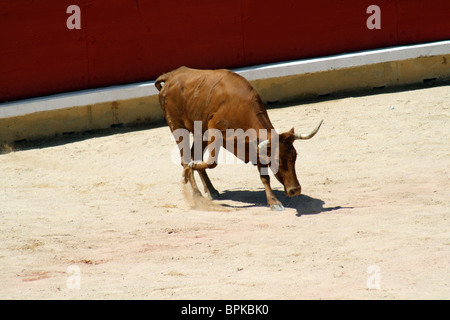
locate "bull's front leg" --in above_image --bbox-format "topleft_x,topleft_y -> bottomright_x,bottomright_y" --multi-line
187,144 -> 219,172
258,165 -> 284,211
187,160 -> 219,197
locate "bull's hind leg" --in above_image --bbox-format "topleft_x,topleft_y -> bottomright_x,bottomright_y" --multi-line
169,123 -> 202,197
182,164 -> 202,197
182,145 -> 202,197
188,132 -> 221,199
198,170 -> 220,200
196,140 -> 219,199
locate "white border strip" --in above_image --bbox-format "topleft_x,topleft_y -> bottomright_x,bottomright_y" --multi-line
0,81 -> 160,119
235,40 -> 450,80
1,40 -> 449,119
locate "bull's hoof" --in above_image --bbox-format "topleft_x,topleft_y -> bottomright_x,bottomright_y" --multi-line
270,203 -> 285,211
188,160 -> 202,170
206,191 -> 220,200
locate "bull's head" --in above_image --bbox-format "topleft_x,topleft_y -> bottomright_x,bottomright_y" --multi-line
258,120 -> 323,197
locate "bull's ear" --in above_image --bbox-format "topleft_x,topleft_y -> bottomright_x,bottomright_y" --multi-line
280,129 -> 296,144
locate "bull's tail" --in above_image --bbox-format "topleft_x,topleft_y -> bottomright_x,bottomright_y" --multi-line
154,74 -> 167,91
155,67 -> 188,91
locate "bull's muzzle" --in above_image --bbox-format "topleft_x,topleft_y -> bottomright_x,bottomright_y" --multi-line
286,186 -> 301,197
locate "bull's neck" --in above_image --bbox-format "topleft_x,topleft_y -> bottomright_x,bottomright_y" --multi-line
253,107 -> 275,132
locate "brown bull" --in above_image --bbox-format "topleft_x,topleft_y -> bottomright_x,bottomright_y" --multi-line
155,66 -> 322,211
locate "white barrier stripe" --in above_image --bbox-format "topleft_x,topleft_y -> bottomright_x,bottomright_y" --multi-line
1,40 -> 449,119
236,40 -> 450,80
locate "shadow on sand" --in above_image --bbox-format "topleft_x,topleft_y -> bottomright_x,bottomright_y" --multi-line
218,189 -> 348,216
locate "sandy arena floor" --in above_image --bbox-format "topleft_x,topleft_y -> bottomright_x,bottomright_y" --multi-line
0,85 -> 449,299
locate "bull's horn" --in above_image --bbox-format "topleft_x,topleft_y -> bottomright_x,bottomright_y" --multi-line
258,139 -> 270,150
294,120 -> 323,140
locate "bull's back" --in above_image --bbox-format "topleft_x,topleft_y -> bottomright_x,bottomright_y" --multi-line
158,67 -> 270,132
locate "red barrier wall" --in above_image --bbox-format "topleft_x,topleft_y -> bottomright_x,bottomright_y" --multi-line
1,0 -> 449,102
